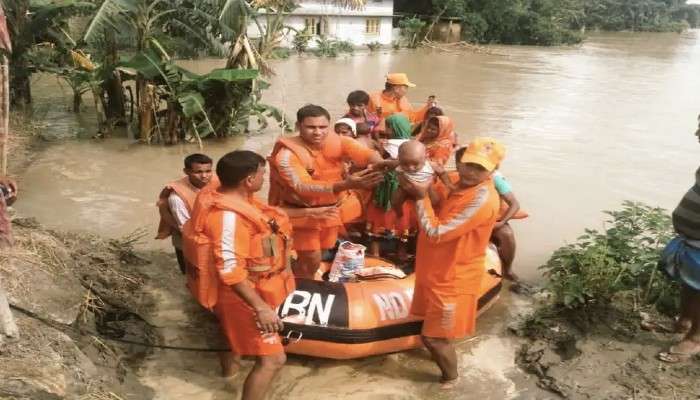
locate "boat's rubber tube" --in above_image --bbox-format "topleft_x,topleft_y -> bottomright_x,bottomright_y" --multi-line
278,245 -> 502,359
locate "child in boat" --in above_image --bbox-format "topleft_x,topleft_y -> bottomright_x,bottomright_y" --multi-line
418,115 -> 458,166
355,122 -> 379,151
343,90 -> 380,135
436,146 -> 522,281
391,140 -> 434,220
335,118 -> 357,138
411,106 -> 444,137
365,114 -> 418,260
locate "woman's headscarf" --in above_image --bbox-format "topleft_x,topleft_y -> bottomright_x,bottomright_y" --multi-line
373,114 -> 412,210
386,114 -> 412,140
419,116 -> 457,165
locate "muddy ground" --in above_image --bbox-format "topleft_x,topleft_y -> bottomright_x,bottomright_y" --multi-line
0,217 -> 157,399
513,295 -> 700,400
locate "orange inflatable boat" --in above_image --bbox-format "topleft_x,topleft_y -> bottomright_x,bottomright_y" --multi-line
277,244 -> 503,359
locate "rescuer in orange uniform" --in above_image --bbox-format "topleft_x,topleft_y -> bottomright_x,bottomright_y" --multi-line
268,105 -> 393,279
155,153 -> 213,274
401,137 -> 504,389
367,73 -> 434,125
184,150 -> 295,400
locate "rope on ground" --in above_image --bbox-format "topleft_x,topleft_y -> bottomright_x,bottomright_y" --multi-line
9,303 -> 232,353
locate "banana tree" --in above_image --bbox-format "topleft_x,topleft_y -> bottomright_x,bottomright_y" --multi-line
119,47 -> 288,144
3,0 -> 94,106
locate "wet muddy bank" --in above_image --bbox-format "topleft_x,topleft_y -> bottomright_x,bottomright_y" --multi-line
513,294 -> 700,399
0,217 -> 159,399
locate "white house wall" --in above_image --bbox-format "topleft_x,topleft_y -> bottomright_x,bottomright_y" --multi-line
293,0 -> 393,17
249,1 -> 395,48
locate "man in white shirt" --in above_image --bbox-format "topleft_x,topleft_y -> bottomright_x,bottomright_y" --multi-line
156,154 -> 213,273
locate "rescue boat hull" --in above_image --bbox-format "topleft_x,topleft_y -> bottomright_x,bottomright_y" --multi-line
278,245 -> 503,359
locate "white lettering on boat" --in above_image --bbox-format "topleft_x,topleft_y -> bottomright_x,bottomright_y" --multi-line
373,291 -> 410,321
280,290 -> 336,326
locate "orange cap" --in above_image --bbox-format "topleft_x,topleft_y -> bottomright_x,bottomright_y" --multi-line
460,137 -> 506,172
386,73 -> 416,88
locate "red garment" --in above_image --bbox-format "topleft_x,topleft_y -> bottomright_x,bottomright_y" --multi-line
365,201 -> 417,241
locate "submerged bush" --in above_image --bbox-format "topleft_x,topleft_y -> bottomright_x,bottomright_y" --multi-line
313,37 -> 354,57
366,41 -> 382,52
399,17 -> 427,48
292,32 -> 312,54
541,201 -> 679,314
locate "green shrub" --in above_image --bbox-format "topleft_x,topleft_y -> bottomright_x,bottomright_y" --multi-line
461,12 -> 488,43
335,40 -> 355,54
292,32 -> 312,54
313,37 -> 354,57
366,41 -> 382,52
270,47 -> 291,59
541,201 -> 679,313
398,17 -> 427,48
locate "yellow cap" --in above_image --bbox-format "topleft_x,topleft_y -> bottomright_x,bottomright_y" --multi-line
460,137 -> 506,172
386,73 -> 416,88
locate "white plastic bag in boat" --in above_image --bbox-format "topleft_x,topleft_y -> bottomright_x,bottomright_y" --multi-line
328,241 -> 366,283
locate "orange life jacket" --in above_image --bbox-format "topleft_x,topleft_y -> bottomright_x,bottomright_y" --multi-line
155,176 -> 199,240
183,189 -> 295,310
268,134 -> 352,228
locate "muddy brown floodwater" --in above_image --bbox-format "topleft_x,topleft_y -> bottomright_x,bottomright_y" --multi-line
12,32 -> 700,399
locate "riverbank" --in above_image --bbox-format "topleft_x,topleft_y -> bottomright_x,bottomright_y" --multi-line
514,297 -> 700,399
0,216 -> 157,399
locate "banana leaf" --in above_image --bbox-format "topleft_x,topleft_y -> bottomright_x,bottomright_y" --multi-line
177,91 -> 206,118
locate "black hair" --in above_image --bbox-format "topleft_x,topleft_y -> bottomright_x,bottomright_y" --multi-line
216,150 -> 266,188
385,82 -> 396,91
184,153 -> 213,169
455,146 -> 467,164
296,104 -> 330,123
347,90 -> 370,106
356,122 -> 370,136
426,107 -> 444,117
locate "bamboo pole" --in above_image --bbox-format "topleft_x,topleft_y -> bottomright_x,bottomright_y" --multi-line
0,56 -> 8,176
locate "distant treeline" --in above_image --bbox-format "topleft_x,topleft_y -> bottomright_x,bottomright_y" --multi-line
396,0 -> 700,45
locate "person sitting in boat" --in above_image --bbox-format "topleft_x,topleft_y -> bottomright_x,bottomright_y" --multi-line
334,118 -> 357,138
411,106 -> 444,137
354,122 -> 380,152
343,90 -> 381,135
446,147 -> 522,281
401,137 -> 503,389
365,114 -> 420,260
268,104 -> 392,280
368,73 -> 434,125
155,153 -> 213,274
184,150 -> 296,399
417,115 -> 458,166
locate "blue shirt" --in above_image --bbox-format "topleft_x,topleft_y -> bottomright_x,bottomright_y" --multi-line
493,172 -> 512,195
